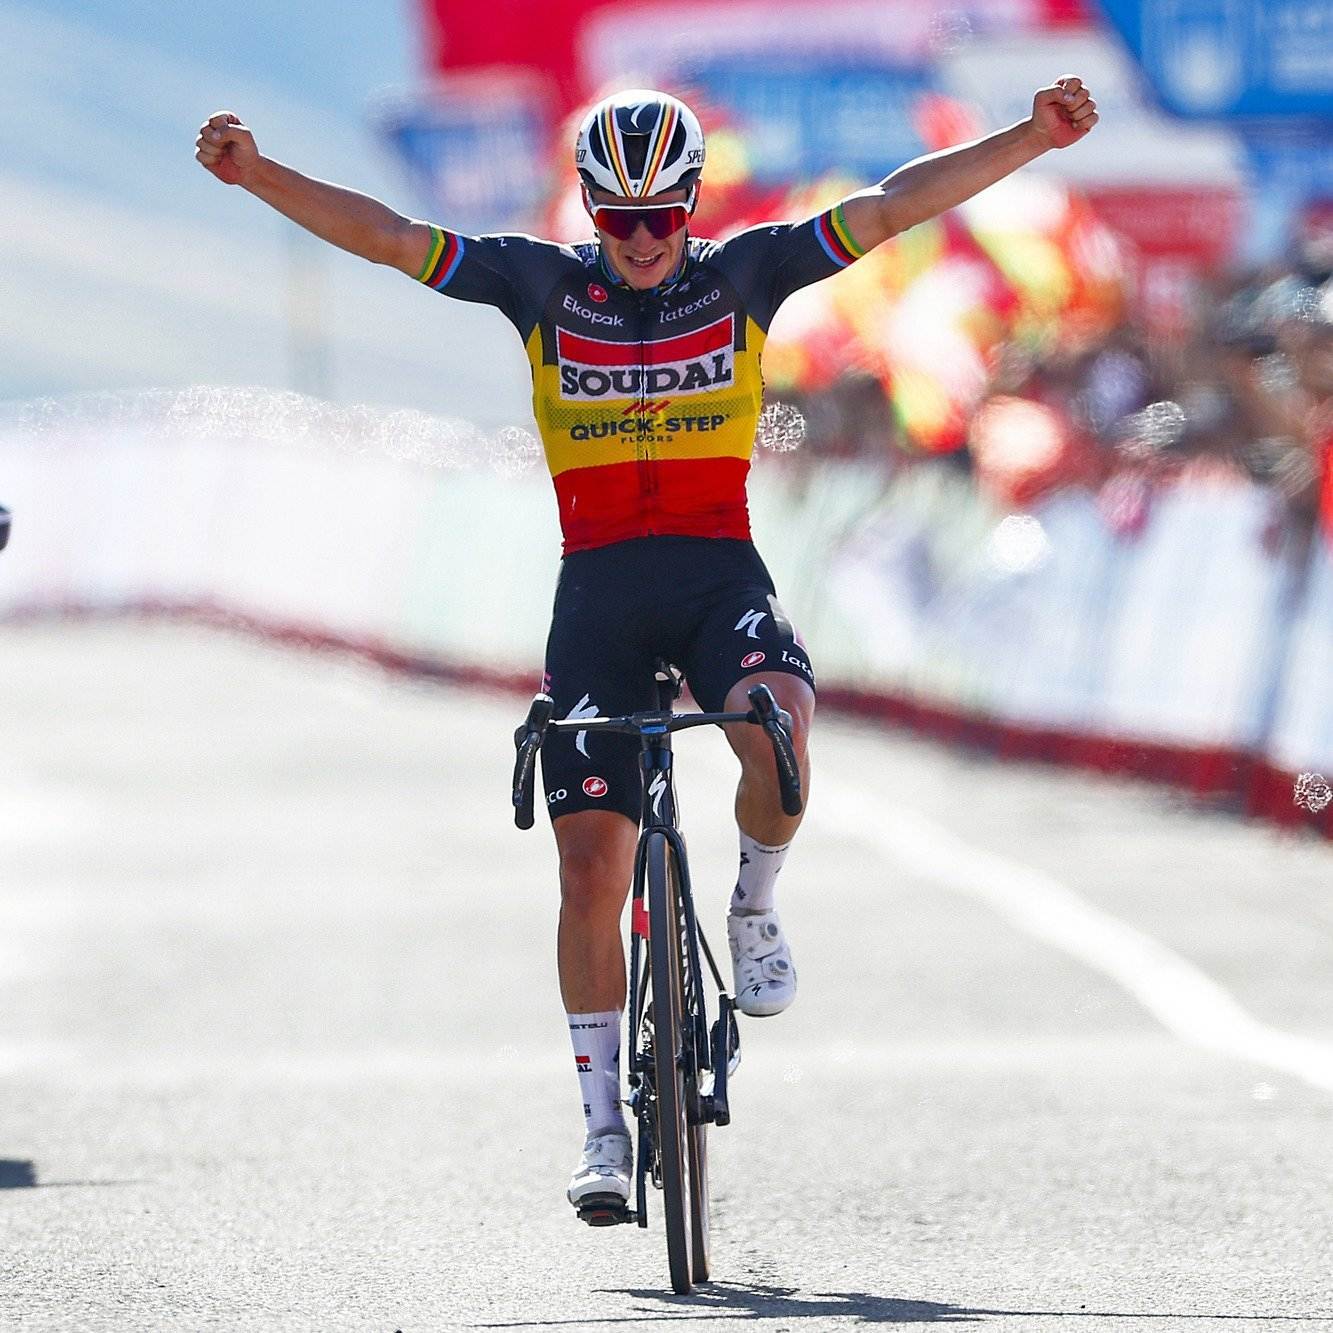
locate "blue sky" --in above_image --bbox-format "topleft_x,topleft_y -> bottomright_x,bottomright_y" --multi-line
0,1 -> 532,422
25,0 -> 419,111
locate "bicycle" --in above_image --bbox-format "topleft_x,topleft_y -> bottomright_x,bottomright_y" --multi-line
511,663 -> 803,1295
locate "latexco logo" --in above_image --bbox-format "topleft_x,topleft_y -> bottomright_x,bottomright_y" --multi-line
659,288 -> 721,323
781,648 -> 814,680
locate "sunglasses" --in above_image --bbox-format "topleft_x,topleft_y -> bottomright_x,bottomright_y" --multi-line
590,201 -> 691,241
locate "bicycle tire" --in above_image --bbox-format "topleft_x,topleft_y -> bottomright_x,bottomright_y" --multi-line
646,830 -> 695,1294
688,1111 -> 710,1282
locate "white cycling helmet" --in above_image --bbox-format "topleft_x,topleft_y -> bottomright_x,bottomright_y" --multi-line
574,89 -> 705,199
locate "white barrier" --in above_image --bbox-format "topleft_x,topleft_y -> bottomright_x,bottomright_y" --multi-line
1268,533 -> 1333,775
1,419 -> 1328,815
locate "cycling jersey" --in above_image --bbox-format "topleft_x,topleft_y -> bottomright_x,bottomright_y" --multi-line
415,207 -> 867,553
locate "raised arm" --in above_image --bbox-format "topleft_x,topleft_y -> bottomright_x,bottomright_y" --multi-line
837,78 -> 1099,254
194,112 -> 436,279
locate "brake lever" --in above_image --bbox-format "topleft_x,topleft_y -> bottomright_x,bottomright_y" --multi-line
512,694 -> 554,829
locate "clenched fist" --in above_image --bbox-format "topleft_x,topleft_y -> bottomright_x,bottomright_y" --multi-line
195,112 -> 260,186
1030,77 -> 1098,149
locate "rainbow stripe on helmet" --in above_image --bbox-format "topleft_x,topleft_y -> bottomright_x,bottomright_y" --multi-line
639,102 -> 679,197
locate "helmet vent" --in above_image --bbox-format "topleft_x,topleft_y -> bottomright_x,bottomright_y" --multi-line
587,120 -> 610,170
621,133 -> 650,182
667,121 -> 686,166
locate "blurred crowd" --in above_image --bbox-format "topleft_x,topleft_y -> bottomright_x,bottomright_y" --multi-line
976,237 -> 1332,544
777,229 -> 1333,555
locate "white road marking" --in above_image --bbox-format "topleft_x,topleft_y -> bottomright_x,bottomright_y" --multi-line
813,779 -> 1333,1097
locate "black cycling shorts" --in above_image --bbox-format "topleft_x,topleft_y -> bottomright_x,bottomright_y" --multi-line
539,535 -> 816,824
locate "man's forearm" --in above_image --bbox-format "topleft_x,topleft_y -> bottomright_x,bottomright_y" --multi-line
243,158 -> 409,266
874,120 -> 1047,236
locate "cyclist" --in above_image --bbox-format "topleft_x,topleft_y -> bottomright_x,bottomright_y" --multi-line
196,77 -> 1098,1217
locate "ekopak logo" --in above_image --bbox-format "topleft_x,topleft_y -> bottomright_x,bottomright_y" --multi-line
583,776 -> 609,798
587,283 -> 608,303
740,651 -> 766,669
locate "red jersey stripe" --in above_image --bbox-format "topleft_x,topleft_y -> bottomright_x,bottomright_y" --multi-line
556,315 -> 733,368
554,456 -> 752,555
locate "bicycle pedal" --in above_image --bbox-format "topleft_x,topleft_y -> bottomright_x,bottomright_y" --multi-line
576,1195 -> 632,1227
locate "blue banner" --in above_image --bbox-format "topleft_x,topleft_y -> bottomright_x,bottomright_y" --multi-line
1097,0 -> 1333,121
375,87 -> 548,234
677,59 -> 933,183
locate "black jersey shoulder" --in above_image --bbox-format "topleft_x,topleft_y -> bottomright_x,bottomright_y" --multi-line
687,216 -> 860,332
417,228 -> 591,339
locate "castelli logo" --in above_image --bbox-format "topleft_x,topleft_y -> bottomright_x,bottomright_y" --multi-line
740,651 -> 766,669
583,776 -> 608,798
587,283 -> 608,303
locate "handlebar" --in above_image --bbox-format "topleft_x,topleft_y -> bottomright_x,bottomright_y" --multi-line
746,684 -> 804,818
511,693 -> 554,829
510,683 -> 803,828
0,506 -> 10,552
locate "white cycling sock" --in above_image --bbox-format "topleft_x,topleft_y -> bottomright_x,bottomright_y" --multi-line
567,1010 -> 627,1138
729,831 -> 791,915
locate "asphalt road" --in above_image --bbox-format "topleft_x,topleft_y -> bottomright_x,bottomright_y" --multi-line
2,621 -> 1331,1332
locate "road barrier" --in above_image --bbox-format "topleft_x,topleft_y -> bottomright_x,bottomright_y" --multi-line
2,414 -> 1329,836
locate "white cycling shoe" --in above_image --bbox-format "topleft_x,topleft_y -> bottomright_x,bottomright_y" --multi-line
728,908 -> 797,1017
567,1130 -> 632,1224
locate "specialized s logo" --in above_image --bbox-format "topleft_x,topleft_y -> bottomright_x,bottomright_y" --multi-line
556,315 -> 735,402
734,608 -> 767,639
648,770 -> 669,819
564,693 -> 600,758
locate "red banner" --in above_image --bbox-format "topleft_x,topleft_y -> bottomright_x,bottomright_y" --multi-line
418,0 -> 1099,119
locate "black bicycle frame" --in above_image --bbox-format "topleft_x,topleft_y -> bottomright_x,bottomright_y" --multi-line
623,683 -> 713,1096
510,667 -> 801,1222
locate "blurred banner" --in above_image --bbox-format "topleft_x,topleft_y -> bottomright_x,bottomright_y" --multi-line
682,60 -> 931,184
373,69 -> 551,234
390,0 -> 1105,228
419,0 -> 1095,119
1096,0 -> 1333,121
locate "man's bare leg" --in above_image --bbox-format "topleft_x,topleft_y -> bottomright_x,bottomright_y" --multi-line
721,672 -> 814,1014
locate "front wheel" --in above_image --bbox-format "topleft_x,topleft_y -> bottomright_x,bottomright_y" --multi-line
688,1115 -> 710,1282
646,831 -> 700,1294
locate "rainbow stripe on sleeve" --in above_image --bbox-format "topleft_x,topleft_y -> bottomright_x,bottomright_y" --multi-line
814,204 -> 868,268
416,225 -> 465,290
